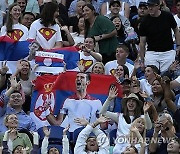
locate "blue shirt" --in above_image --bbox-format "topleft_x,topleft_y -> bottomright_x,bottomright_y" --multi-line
0,107 -> 36,133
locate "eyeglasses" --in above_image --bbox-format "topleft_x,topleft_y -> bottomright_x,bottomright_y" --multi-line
10,95 -> 22,99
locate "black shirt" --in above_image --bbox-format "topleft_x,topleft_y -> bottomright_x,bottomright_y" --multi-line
139,11 -> 177,52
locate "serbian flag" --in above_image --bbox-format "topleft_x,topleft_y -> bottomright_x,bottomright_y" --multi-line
30,72 -> 123,129
35,47 -> 79,73
0,36 -> 30,74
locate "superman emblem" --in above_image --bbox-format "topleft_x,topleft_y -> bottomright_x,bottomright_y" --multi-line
39,28 -> 56,41
110,69 -> 115,75
79,59 -> 93,72
7,29 -> 24,41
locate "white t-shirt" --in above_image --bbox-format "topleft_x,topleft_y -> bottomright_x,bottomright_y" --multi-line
79,51 -> 100,73
105,60 -> 134,77
139,78 -> 153,96
28,19 -> 62,49
70,33 -> 84,46
0,23 -> 28,41
60,94 -> 102,132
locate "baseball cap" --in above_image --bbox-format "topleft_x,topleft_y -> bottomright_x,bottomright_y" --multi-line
138,2 -> 148,7
109,0 -> 121,7
147,0 -> 160,5
121,78 -> 131,84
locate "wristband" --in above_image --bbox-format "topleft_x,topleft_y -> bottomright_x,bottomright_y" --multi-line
99,35 -> 103,40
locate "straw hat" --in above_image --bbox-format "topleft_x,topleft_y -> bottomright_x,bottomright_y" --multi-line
121,93 -> 143,108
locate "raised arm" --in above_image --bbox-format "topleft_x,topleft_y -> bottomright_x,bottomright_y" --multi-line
41,126 -> 51,154
62,125 -> 70,154
74,116 -> 109,153
100,85 -> 119,123
0,61 -> 9,89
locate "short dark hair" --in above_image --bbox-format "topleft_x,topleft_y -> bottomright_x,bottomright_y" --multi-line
11,90 -> 22,96
146,65 -> 160,74
85,36 -> 96,45
22,12 -> 36,19
77,72 -> 91,81
117,44 -> 129,53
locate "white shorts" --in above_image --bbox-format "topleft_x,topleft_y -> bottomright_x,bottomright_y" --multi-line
145,50 -> 176,73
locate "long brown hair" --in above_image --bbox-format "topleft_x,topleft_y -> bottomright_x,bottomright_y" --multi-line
83,4 -> 98,38
6,3 -> 21,32
122,98 -> 143,124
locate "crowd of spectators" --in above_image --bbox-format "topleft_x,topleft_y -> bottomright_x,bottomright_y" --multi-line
0,0 -> 180,153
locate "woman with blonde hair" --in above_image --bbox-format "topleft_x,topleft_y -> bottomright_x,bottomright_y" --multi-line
91,62 -> 105,75
121,117 -> 147,154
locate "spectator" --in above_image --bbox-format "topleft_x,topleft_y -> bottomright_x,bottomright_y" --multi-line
21,12 -> 35,29
68,0 -> 101,17
113,64 -> 129,83
0,89 -> 36,132
74,116 -> 110,154
105,44 -> 134,77
0,3 -> 28,41
100,86 -> 152,153
122,145 -> 139,154
29,2 -> 63,49
13,60 -> 37,113
8,0 -> 40,15
0,114 -> 32,153
44,72 -> 102,132
105,0 -> 131,29
167,137 -> 180,154
91,62 -> 105,74
139,65 -> 159,96
139,0 -> 180,73
149,76 -> 175,115
41,126 -> 70,154
118,117 -> 147,153
70,16 -> 85,46
149,113 -> 178,154
14,0 -> 27,13
101,0 -> 130,18
83,4 -> 118,64
69,0 -> 86,33
110,16 -> 126,44
130,2 -> 149,37
77,37 -> 102,73
40,0 -> 69,26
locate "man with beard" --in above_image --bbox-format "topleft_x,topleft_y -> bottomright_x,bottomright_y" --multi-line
45,72 -> 102,132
